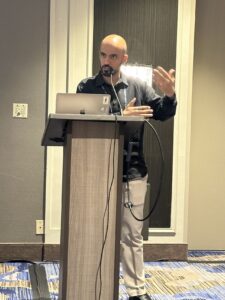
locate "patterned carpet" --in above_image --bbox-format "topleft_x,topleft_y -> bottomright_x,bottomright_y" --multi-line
0,251 -> 225,299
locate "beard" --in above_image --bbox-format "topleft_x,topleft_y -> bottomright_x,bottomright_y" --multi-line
100,65 -> 117,77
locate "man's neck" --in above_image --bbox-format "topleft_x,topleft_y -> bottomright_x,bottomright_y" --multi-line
103,72 -> 120,86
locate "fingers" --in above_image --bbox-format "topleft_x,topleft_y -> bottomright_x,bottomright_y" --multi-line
126,97 -> 136,107
153,66 -> 175,97
123,104 -> 153,117
128,105 -> 151,111
153,66 -> 175,81
153,68 -> 173,84
154,66 -> 170,80
124,98 -> 153,117
169,69 -> 176,79
133,107 -> 153,114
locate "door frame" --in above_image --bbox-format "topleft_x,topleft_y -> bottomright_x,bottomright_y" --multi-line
45,0 -> 196,245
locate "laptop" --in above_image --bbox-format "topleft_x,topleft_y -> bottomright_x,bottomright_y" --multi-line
55,93 -> 111,115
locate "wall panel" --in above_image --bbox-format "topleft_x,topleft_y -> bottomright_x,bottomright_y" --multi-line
0,0 -> 49,242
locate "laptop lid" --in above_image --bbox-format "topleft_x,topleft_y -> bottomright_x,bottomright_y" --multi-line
55,93 -> 111,115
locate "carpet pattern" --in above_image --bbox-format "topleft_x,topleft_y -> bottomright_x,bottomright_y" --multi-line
0,251 -> 225,299
188,250 -> 225,263
0,263 -> 32,299
119,261 -> 225,300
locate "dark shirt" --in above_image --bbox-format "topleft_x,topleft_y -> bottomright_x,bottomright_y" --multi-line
76,72 -> 177,181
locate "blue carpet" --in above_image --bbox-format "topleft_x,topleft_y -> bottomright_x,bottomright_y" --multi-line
0,262 -> 32,299
0,251 -> 225,299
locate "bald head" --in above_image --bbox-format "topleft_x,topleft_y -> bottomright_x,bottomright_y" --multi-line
99,34 -> 128,82
101,34 -> 128,54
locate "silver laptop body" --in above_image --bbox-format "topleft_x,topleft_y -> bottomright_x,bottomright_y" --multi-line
55,93 -> 111,115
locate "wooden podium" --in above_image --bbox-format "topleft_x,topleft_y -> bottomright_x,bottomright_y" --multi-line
42,114 -> 144,300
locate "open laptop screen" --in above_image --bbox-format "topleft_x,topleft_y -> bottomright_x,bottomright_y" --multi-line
55,93 -> 111,115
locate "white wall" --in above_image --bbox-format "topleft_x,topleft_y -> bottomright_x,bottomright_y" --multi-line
188,0 -> 225,249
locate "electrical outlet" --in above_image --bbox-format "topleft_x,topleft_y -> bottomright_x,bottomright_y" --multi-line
13,103 -> 28,118
36,219 -> 44,235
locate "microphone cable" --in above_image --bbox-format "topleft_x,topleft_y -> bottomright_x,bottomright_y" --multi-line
94,115 -> 118,300
125,119 -> 165,221
110,74 -> 124,116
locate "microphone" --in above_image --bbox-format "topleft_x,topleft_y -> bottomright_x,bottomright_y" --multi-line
100,65 -> 123,115
101,65 -> 116,77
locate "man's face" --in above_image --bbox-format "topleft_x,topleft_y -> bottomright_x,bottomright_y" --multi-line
99,42 -> 128,75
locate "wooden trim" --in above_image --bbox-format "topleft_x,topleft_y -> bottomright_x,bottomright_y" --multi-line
44,244 -> 60,261
0,244 -> 43,262
0,243 -> 187,262
144,243 -> 188,261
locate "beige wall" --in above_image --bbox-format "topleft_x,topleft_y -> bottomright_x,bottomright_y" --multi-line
188,0 -> 225,249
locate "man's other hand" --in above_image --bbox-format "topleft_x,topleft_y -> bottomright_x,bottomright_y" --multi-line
123,98 -> 153,118
153,66 -> 175,97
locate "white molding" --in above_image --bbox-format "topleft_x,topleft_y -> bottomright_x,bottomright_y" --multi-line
45,0 -> 94,243
68,0 -> 94,91
45,0 -> 69,243
149,228 -> 176,236
148,0 -> 196,244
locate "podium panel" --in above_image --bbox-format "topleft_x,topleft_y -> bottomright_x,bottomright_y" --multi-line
59,120 -> 123,299
42,114 -> 144,300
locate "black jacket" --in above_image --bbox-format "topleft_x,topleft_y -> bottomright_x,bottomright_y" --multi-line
77,72 -> 177,181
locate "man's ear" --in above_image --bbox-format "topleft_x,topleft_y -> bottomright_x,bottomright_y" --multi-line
123,54 -> 128,64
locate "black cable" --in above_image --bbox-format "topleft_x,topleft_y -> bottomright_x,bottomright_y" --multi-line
110,74 -> 123,116
94,136 -> 112,300
108,76 -> 165,222
97,116 -> 117,300
125,119 -> 165,221
95,115 -> 118,300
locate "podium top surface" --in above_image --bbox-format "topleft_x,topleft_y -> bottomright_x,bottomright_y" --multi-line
42,113 -> 145,146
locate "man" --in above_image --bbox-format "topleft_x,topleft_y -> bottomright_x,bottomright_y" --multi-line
77,34 -> 176,300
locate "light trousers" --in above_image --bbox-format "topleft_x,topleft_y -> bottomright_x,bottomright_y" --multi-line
120,175 -> 148,297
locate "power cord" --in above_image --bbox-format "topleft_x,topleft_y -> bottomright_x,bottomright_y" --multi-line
108,75 -> 165,222
95,115 -> 118,300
